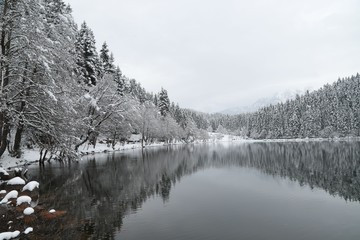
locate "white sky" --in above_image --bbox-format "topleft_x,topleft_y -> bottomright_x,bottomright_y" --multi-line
66,0 -> 360,113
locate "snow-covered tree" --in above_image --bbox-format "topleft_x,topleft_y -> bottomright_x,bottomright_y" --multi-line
114,66 -> 125,96
0,0 -> 79,158
158,88 -> 170,117
75,22 -> 101,86
99,42 -> 115,74
74,74 -> 131,151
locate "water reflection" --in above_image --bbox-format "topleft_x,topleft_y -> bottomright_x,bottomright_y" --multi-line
28,141 -> 360,239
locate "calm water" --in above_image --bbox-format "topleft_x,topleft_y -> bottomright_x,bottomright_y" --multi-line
28,141 -> 360,239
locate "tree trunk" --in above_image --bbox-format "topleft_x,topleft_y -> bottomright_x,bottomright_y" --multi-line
1,0 -> 11,90
112,131 -> 117,149
0,123 -> 9,157
141,132 -> 145,148
12,123 -> 23,156
13,63 -> 29,156
0,1 -> 12,158
0,112 -> 10,157
42,149 -> 48,162
75,136 -> 89,151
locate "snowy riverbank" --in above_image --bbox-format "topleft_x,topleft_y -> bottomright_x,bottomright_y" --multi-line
0,133 -> 245,170
2,134 -> 357,170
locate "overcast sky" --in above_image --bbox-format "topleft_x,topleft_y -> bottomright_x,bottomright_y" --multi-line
66,0 -> 360,113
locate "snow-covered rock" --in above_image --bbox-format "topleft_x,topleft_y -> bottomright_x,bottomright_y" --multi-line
23,207 -> 34,215
7,177 -> 25,185
24,227 -> 33,235
0,191 -> 18,204
16,196 -> 31,206
49,209 -> 56,213
0,168 -> 9,176
0,190 -> 6,194
22,181 -> 39,192
0,230 -> 20,240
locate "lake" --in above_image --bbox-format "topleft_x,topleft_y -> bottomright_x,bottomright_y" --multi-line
28,141 -> 360,239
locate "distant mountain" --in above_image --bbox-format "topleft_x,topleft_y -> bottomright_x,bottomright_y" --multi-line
220,90 -> 304,115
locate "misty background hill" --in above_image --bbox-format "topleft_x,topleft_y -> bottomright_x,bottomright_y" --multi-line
219,90 -> 306,115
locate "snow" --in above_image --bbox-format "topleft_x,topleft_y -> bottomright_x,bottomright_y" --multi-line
84,93 -> 91,99
128,134 -> 142,142
23,207 -> 34,215
79,141 -> 164,155
7,177 -> 25,185
0,148 -> 41,169
1,140 -> 165,169
0,168 -> 9,176
22,181 -> 40,192
0,191 -> 18,204
41,58 -> 50,71
49,209 -> 56,213
16,196 -> 32,206
46,90 -> 58,102
79,134 -> 246,156
208,133 -> 245,142
0,190 -> 6,194
90,97 -> 97,107
24,227 -> 33,235
0,231 -> 20,240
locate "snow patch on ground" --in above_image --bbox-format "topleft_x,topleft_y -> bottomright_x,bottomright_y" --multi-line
0,141 -> 174,169
207,133 -> 246,142
7,177 -> 25,185
49,209 -> 56,213
0,148 -> 40,169
0,190 -> 6,194
22,181 -> 39,192
78,141 -> 168,156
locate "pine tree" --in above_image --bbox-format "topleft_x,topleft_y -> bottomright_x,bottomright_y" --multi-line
159,88 -> 170,117
100,42 -> 115,74
153,94 -> 158,106
114,66 -> 125,96
75,22 -> 101,86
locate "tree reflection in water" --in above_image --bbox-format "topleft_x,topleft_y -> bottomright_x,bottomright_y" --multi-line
28,141 -> 360,239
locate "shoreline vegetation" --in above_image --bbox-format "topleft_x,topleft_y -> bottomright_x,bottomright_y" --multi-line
0,133 -> 243,170
1,133 -> 359,171
0,133 -> 360,171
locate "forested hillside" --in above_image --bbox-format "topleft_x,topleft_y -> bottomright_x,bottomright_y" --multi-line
0,0 -> 208,161
205,75 -> 360,139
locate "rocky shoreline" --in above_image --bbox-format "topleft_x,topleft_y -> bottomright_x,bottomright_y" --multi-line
0,169 -> 66,240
